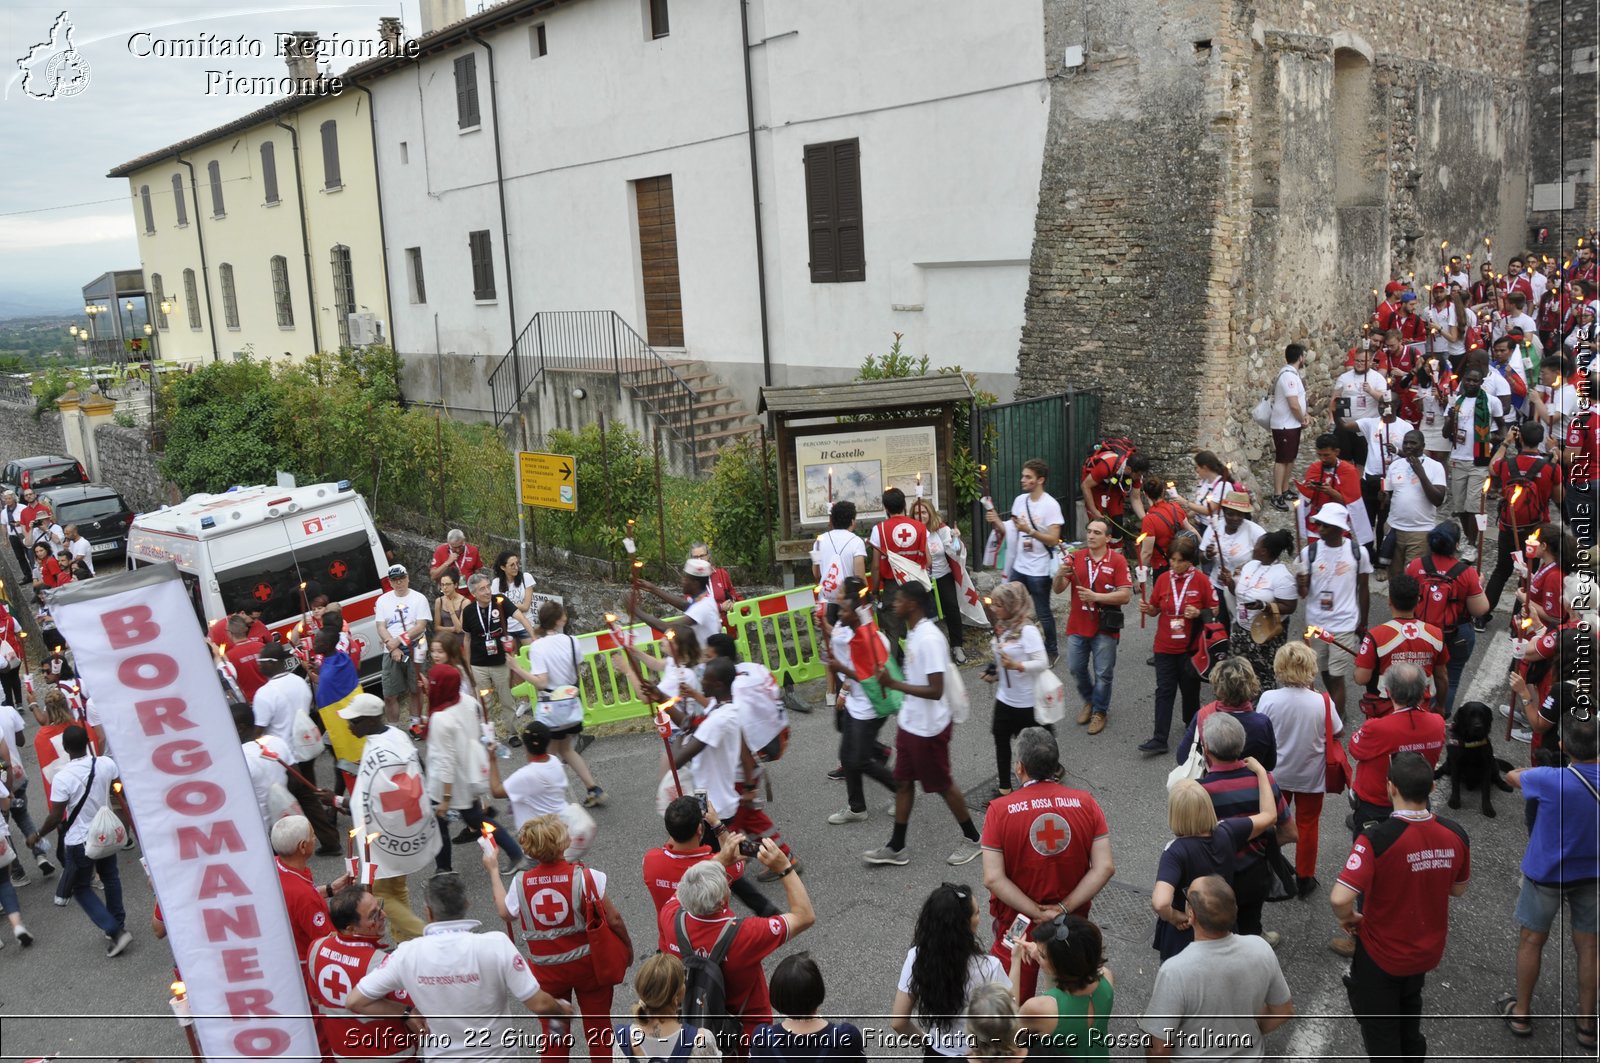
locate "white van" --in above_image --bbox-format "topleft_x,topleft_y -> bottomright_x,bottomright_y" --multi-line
125,480 -> 388,680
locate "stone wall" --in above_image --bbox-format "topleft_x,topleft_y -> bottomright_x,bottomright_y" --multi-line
1018,0 -> 1529,478
0,405 -> 68,468
1526,0 -> 1598,257
93,424 -> 177,514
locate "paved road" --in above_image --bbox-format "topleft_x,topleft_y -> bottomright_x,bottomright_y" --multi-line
0,582 -> 1588,1061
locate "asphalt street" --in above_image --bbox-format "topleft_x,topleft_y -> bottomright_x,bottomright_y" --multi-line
0,569 -> 1590,1061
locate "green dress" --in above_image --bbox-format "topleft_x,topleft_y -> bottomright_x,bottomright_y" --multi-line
1033,977 -> 1113,1061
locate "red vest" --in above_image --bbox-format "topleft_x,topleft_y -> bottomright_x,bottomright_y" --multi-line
876,516 -> 930,582
307,932 -> 416,1062
514,861 -> 593,969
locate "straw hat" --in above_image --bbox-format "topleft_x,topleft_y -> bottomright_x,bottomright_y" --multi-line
1219,490 -> 1254,514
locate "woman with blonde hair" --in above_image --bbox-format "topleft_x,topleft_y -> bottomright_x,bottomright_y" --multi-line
963,983 -> 1026,1063
910,496 -> 967,662
496,814 -> 634,1062
614,953 -> 721,1061
1256,641 -> 1341,899
981,581 -> 1051,797
1174,657 -> 1277,769
1149,765 -> 1279,961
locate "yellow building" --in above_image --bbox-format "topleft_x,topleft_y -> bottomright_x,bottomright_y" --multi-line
108,48 -> 390,365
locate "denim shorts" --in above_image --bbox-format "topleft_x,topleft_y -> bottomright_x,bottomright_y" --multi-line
1514,876 -> 1598,935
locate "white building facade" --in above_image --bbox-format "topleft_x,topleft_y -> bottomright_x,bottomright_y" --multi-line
354,0 -> 1048,413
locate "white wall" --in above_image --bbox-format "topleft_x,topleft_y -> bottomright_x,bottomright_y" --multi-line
371,0 -> 1047,407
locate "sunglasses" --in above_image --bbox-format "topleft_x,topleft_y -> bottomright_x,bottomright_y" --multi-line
941,881 -> 973,901
1032,912 -> 1073,943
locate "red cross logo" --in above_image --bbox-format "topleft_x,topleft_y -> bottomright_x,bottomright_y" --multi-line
253,582 -> 273,602
378,771 -> 425,825
530,888 -> 569,927
892,523 -> 917,549
329,559 -> 348,579
317,962 -> 352,1006
1030,812 -> 1071,856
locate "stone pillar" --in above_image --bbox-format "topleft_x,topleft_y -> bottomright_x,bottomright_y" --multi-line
55,389 -> 89,475
78,390 -> 118,481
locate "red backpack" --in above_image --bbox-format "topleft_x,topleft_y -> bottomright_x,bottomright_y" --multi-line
1496,454 -> 1552,528
1415,555 -> 1470,632
1080,437 -> 1138,487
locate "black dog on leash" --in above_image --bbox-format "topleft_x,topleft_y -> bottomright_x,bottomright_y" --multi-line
1437,701 -> 1514,817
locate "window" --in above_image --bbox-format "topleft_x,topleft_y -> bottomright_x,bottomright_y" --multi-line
261,141 -> 280,204
331,245 -> 355,347
207,160 -> 225,217
270,255 -> 294,327
320,120 -> 342,189
804,138 -> 865,283
454,54 -> 481,129
468,230 -> 496,301
139,185 -> 155,233
399,141 -> 409,165
183,269 -> 202,330
152,274 -> 169,330
172,173 -> 189,226
406,247 -> 427,304
216,530 -> 380,627
220,263 -> 240,329
531,23 -> 548,57
649,0 -> 670,39
634,176 -> 684,346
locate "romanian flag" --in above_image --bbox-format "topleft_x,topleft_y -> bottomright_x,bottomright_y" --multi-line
316,651 -> 365,768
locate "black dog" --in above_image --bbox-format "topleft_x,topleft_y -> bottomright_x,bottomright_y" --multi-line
1437,701 -> 1514,817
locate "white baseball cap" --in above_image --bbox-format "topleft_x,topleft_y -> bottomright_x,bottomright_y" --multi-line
1313,503 -> 1352,531
336,692 -> 386,720
683,558 -> 712,578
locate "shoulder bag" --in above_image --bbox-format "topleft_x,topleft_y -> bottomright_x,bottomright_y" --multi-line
1322,692 -> 1351,794
577,863 -> 630,986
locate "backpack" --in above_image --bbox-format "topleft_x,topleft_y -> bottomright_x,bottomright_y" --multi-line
677,910 -> 746,1051
1496,454 -> 1551,527
614,1024 -> 698,1063
1415,555 -> 1470,632
1080,437 -> 1138,489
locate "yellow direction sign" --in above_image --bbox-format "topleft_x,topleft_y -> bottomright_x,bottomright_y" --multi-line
517,451 -> 577,511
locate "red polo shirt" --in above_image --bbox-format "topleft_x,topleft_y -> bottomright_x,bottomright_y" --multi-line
1148,569 -> 1217,654
1337,812 -> 1470,975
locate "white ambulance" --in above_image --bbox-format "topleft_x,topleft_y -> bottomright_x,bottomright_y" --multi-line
124,480 -> 389,679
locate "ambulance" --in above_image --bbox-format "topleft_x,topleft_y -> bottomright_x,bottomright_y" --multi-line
124,480 -> 389,680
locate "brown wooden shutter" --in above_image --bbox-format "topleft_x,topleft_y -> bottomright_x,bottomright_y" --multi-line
804,144 -> 837,283
260,142 -> 280,204
469,230 -> 495,300
832,140 -> 864,281
634,176 -> 683,346
208,160 -> 225,216
140,186 -> 155,233
321,120 -> 342,189
454,55 -> 480,129
171,173 -> 188,225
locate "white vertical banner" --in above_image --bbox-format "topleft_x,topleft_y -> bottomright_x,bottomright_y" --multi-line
51,563 -> 319,1061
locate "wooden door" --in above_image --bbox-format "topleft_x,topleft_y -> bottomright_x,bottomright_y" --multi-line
635,175 -> 684,347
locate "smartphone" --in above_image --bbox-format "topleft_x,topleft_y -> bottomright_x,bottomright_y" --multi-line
694,788 -> 708,815
1004,913 -> 1032,947
738,838 -> 761,858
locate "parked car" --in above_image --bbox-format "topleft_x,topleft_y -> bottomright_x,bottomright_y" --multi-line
36,483 -> 134,564
0,455 -> 89,496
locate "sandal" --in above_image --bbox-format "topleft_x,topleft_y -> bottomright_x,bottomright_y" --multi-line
1576,1017 -> 1598,1051
1495,994 -> 1533,1038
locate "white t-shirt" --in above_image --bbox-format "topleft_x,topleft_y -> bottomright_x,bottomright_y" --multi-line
928,526 -> 957,580
49,754 -> 120,846
252,671 -> 312,745
684,593 -> 721,646
0,703 -> 25,781
689,703 -> 743,817
896,948 -> 1009,1056
355,921 -> 541,1062
1232,560 -> 1297,627
374,589 -> 428,642
1541,383 -> 1579,443
527,633 -> 580,689
831,624 -> 887,722
1355,416 -> 1416,477
493,574 -> 537,634
1425,303 -> 1471,356
1200,520 -> 1265,578
1270,366 -> 1306,429
503,755 -> 569,826
1387,456 -> 1447,532
1300,538 -> 1372,631
811,529 -> 867,600
656,661 -> 701,704
66,536 -> 93,575
732,662 -> 786,753
898,618 -> 951,737
1009,492 -> 1065,578
242,735 -> 291,831
993,624 -> 1048,710
1448,393 -> 1505,461
504,867 -> 607,920
1335,369 -> 1389,422
1418,386 -> 1451,451
1257,686 -> 1342,793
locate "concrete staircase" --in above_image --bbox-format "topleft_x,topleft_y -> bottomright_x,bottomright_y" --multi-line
637,358 -> 760,472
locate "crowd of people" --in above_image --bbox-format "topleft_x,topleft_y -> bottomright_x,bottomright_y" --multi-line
0,254 -> 1594,1061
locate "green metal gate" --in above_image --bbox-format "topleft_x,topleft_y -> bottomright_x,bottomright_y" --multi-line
973,388 -> 1101,542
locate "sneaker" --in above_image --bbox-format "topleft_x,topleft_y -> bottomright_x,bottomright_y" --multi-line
9,869 -> 29,887
1262,930 -> 1282,949
13,925 -> 31,947
1087,714 -> 1107,736
506,855 -> 533,875
106,929 -> 133,957
827,765 -> 846,781
863,845 -> 910,866
1136,738 -> 1169,755
952,647 -> 968,664
1460,546 -> 1478,565
1328,935 -> 1356,958
39,855 -> 59,875
1269,494 -> 1290,512
452,828 -> 476,845
1472,614 -> 1492,633
1511,726 -> 1534,744
947,838 -> 982,866
827,808 -> 869,825
52,895 -> 68,907
583,787 -> 608,808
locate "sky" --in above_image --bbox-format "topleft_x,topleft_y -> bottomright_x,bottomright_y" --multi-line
0,1 -> 403,318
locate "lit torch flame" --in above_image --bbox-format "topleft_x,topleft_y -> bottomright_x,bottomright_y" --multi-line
171,981 -> 186,1000
1482,480 -> 1493,496
1135,533 -> 1149,545
604,613 -> 617,624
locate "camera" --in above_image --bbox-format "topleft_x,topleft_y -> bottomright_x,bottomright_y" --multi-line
738,838 -> 762,858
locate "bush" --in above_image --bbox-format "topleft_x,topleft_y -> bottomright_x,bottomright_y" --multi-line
158,359 -> 288,492
31,367 -> 86,419
706,434 -> 776,573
